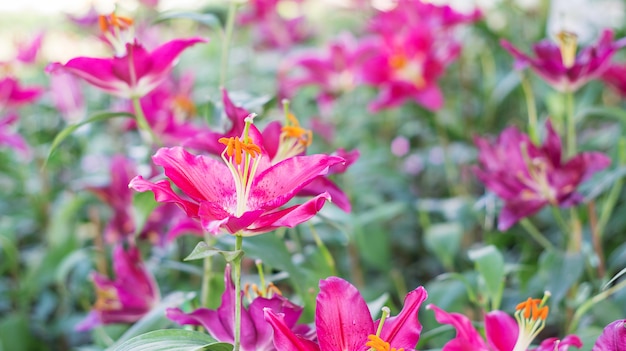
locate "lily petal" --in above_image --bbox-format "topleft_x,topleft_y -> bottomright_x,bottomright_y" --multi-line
592,319 -> 626,351
378,286 -> 428,349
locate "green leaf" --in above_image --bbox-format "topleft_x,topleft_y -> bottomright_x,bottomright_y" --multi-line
109,292 -> 197,348
132,192 -> 160,237
154,11 -> 222,29
468,245 -> 505,310
109,329 -> 232,351
424,222 -> 463,269
45,111 -> 134,167
184,241 -> 244,262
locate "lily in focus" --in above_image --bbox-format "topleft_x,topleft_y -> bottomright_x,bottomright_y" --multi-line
474,120 -> 610,231
130,115 -> 345,235
428,293 -> 583,351
264,276 -> 428,351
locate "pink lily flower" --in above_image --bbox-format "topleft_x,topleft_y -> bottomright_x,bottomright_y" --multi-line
278,34 -> 377,116
129,117 -> 344,236
0,113 -> 29,155
601,63 -> 626,97
592,319 -> 626,351
238,0 -> 311,50
88,155 -> 202,244
49,70 -> 86,123
361,0 -> 481,112
167,264 -> 308,351
501,29 -> 626,92
185,89 -> 357,213
16,32 -> 44,64
428,297 -> 582,351
0,76 -> 43,109
46,37 -> 207,99
76,244 -> 160,331
264,276 -> 428,351
474,120 -> 610,231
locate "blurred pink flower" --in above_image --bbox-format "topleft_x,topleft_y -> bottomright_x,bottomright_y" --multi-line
238,0 -> 311,50
88,155 -> 202,244
474,120 -> 610,231
130,118 -> 344,235
264,276 -> 428,351
279,34 -> 377,115
46,38 -> 206,99
49,70 -> 86,123
501,29 -> 626,92
601,63 -> 626,97
67,6 -> 100,27
361,0 -> 481,112
0,113 -> 29,156
167,264 -> 308,351
592,319 -> 626,351
428,299 -> 582,351
16,32 -> 44,64
0,76 -> 43,108
76,244 -> 160,331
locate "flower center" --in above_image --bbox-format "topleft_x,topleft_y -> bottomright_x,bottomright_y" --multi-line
244,260 -> 283,302
274,100 -> 313,163
218,114 -> 262,216
389,52 -> 426,89
365,307 -> 404,351
555,31 -> 578,69
518,142 -> 558,205
93,285 -> 122,311
98,12 -> 135,56
512,292 -> 550,351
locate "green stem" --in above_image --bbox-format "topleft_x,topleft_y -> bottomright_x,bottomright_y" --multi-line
596,138 -> 626,237
520,73 -> 539,144
550,206 -> 570,236
568,278 -> 626,333
131,96 -> 160,146
219,1 -> 239,88
565,91 -> 576,158
519,218 -> 554,251
233,234 -> 244,351
201,234 -> 215,308
308,223 -> 336,276
434,117 -> 459,196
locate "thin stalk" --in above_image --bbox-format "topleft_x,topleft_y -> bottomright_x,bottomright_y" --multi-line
550,206 -> 570,237
568,207 -> 582,253
434,117 -> 460,196
568,278 -> 626,333
233,234 -> 244,351
201,233 -> 216,308
587,201 -> 605,278
219,1 -> 239,88
131,96 -> 160,146
564,91 -> 576,158
520,73 -> 539,144
519,218 -> 554,251
597,138 -> 626,237
308,223 -> 336,276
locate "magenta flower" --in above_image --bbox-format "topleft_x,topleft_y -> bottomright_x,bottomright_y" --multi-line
88,155 -> 202,244
265,276 -> 428,351
49,70 -> 85,123
238,0 -> 310,50
592,319 -> 626,351
474,120 -> 611,231
360,0 -> 480,112
0,76 -> 43,108
428,297 -> 582,351
0,113 -> 28,155
601,63 -> 626,97
16,32 -> 43,64
279,34 -> 377,115
46,38 -> 206,99
167,264 -> 307,351
501,29 -> 626,92
76,244 -> 160,331
130,118 -> 344,235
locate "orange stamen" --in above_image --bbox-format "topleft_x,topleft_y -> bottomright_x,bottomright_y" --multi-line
218,136 -> 262,165
281,113 -> 313,147
93,286 -> 122,311
366,335 -> 404,351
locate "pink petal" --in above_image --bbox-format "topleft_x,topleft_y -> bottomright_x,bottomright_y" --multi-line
251,154 -> 344,210
378,286 -> 428,349
129,176 -> 200,218
316,277 -> 374,351
152,147 -> 235,203
264,309 -> 320,351
427,304 -> 489,351
298,177 -> 351,212
592,319 -> 626,351
484,311 -> 518,351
